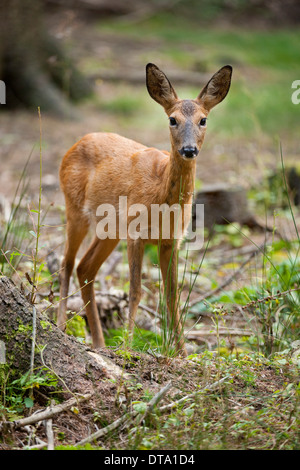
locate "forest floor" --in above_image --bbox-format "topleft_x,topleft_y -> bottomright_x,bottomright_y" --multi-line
0,8 -> 299,450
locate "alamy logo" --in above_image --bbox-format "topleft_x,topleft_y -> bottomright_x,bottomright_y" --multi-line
0,81 -> 6,104
291,80 -> 300,104
95,197 -> 204,250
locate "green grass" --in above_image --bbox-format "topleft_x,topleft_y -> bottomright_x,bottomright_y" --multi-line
95,14 -> 300,141
101,14 -> 300,71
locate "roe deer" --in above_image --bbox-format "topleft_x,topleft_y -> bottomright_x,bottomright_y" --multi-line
58,63 -> 232,357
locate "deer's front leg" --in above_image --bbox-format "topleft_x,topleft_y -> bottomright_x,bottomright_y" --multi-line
127,239 -> 145,339
159,243 -> 187,357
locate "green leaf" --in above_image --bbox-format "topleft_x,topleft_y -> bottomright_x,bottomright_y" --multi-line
24,397 -> 34,408
29,230 -> 37,238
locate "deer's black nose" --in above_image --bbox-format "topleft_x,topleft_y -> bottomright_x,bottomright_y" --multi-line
180,146 -> 199,159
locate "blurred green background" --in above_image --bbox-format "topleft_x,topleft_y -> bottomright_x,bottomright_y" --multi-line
0,0 -> 299,223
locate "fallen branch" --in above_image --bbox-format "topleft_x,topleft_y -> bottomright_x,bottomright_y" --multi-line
45,415 -> 54,451
76,412 -> 132,447
134,381 -> 172,426
185,328 -> 253,338
158,376 -> 230,414
75,382 -> 172,446
42,288 -> 159,321
2,393 -> 92,431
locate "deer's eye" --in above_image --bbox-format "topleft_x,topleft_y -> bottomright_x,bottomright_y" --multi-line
169,117 -> 177,127
199,118 -> 207,127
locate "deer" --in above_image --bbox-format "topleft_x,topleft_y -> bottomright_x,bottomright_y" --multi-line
57,63 -> 232,357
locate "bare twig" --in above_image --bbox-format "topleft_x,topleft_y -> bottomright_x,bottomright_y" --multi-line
29,306 -> 37,382
134,381 -> 172,426
3,394 -> 92,430
45,416 -> 54,450
75,412 -> 132,447
24,440 -> 48,450
158,376 -> 230,413
188,242 -> 266,309
240,286 -> 300,309
138,302 -> 160,318
185,328 -> 252,338
75,382 -> 172,446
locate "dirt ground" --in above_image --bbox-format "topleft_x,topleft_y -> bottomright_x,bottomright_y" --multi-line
0,346 -> 293,450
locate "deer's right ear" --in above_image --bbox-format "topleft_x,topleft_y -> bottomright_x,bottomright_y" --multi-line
146,63 -> 178,111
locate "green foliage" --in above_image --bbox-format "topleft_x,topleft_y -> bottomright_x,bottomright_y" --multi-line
212,224 -> 250,248
66,314 -> 87,341
105,327 -> 162,353
123,351 -> 299,450
54,443 -> 101,450
100,89 -> 144,116
0,366 -> 58,421
144,244 -> 159,265
100,15 -> 300,140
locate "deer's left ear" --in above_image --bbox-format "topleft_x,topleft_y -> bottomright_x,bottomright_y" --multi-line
197,65 -> 232,111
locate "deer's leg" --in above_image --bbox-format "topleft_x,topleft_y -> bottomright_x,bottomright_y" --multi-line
58,217 -> 89,331
159,243 -> 187,357
77,236 -> 119,349
127,239 -> 144,338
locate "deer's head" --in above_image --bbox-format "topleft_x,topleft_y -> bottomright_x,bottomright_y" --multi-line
146,63 -> 232,160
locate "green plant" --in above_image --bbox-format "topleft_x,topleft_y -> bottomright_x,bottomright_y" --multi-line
0,152 -> 32,275
0,365 -> 58,420
66,314 -> 87,341
105,327 -> 162,353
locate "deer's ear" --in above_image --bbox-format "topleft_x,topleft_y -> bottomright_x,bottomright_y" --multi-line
197,65 -> 232,111
146,63 -> 178,111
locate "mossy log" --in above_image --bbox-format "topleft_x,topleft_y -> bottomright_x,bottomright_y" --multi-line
0,276 -> 129,395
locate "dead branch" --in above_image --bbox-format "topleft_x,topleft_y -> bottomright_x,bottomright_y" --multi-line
185,328 -> 252,338
134,381 -> 172,426
75,412 -> 132,446
45,413 -> 54,450
158,375 -> 230,413
188,241 -> 267,309
75,381 -> 172,446
4,393 -> 92,431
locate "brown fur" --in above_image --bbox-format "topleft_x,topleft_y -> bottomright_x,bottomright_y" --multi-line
57,63 -> 232,356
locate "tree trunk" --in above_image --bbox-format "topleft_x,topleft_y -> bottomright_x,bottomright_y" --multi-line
0,276 -> 129,395
0,0 -> 92,114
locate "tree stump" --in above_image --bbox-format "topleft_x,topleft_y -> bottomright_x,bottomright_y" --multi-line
0,276 -> 130,396
192,183 -> 261,232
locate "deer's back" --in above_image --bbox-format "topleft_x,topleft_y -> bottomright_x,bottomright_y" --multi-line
60,132 -> 170,216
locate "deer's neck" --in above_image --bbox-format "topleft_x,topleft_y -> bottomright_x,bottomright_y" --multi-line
164,148 -> 196,207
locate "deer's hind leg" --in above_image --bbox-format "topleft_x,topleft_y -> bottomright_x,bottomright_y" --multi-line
77,236 -> 120,348
58,215 -> 89,331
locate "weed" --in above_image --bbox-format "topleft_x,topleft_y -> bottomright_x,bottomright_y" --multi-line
0,365 -> 58,420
